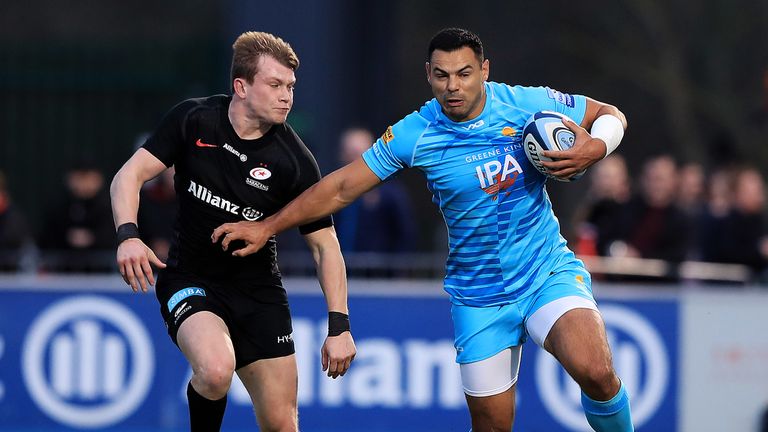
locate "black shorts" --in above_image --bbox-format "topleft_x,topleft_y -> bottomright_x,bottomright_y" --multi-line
155,267 -> 295,369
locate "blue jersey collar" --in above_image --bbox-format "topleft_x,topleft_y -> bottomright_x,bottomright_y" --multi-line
433,82 -> 493,130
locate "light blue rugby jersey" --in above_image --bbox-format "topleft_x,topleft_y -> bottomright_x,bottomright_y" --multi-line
362,82 -> 588,307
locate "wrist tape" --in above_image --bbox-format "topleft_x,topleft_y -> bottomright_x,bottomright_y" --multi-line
590,114 -> 624,158
328,311 -> 350,336
116,222 -> 140,245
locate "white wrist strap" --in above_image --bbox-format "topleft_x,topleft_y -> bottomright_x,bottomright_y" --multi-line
590,114 -> 624,158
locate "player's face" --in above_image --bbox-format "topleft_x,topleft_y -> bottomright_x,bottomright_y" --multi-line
237,55 -> 296,125
426,47 -> 489,122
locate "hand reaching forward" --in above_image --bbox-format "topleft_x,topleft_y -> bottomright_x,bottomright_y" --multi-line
116,238 -> 166,292
321,332 -> 357,379
211,221 -> 271,257
541,117 -> 606,180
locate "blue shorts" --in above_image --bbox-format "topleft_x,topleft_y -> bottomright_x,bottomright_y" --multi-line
451,267 -> 596,364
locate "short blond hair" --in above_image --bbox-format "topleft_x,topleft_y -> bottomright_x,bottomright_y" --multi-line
231,31 -> 299,90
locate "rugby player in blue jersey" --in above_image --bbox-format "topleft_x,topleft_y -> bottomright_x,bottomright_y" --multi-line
213,28 -> 631,431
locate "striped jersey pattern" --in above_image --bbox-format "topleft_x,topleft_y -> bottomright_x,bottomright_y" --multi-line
363,82 -> 587,306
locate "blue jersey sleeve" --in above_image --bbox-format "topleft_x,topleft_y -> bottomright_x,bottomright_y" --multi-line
492,83 -> 588,125
362,111 -> 430,180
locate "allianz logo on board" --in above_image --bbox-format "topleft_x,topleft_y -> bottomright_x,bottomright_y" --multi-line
21,296 -> 154,429
535,304 -> 669,431
202,318 -> 465,410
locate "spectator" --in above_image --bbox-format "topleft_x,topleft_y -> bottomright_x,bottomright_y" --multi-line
717,167 -> 768,277
38,162 -> 114,272
0,171 -> 33,270
572,154 -> 631,256
138,167 -> 177,261
677,162 -> 706,215
676,162 -> 706,259
615,154 -> 690,262
333,127 -> 416,254
696,168 -> 734,264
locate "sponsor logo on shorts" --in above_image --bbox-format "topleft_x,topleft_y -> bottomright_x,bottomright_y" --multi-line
167,287 -> 206,312
224,143 -> 247,162
173,305 -> 192,325
174,302 -> 188,318
277,333 -> 293,344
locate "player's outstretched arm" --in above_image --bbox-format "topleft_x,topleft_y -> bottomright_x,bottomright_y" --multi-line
303,227 -> 356,379
542,98 -> 627,179
110,148 -> 168,292
212,158 -> 382,256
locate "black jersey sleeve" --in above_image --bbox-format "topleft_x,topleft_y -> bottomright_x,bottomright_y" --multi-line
289,136 -> 334,235
142,99 -> 198,167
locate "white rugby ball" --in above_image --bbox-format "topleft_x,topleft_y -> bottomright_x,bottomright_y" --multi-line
522,111 -> 584,181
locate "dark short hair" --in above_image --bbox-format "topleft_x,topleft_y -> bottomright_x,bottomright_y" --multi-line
427,28 -> 484,62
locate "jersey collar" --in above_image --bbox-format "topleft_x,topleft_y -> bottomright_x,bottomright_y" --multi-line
433,82 -> 493,131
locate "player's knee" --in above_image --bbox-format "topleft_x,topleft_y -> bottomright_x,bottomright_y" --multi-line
575,363 -> 617,399
468,401 -> 513,432
258,407 -> 298,432
470,413 -> 512,432
193,362 -> 235,399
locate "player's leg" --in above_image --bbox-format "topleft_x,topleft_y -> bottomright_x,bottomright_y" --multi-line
177,311 -> 236,431
525,269 -> 633,432
227,288 -> 298,431
462,347 -> 521,432
156,270 -> 235,432
543,307 -> 632,431
237,355 -> 299,432
452,302 -> 526,432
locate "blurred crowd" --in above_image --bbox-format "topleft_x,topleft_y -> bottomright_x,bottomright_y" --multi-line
1,133 -> 767,283
572,154 -> 768,282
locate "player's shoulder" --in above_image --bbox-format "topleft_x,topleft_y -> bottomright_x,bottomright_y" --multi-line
173,94 -> 227,113
272,122 -> 319,168
487,81 -> 541,102
272,122 -> 309,151
385,101 -> 437,143
164,94 -> 229,126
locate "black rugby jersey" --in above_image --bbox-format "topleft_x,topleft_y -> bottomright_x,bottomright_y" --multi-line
142,95 -> 332,282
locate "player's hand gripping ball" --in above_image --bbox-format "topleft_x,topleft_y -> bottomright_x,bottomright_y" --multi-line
523,111 -> 585,181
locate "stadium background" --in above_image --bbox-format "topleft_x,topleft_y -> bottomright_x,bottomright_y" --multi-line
1,0 -> 768,431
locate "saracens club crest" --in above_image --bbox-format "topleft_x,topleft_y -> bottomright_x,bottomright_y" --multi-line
246,165 -> 271,191
250,167 -> 271,180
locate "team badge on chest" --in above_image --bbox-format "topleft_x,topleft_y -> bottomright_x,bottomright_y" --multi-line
246,164 -> 271,191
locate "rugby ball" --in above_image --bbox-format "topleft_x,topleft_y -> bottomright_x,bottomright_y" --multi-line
523,111 -> 584,181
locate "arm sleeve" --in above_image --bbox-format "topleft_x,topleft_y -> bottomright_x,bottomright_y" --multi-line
496,83 -> 588,125
290,139 -> 334,235
142,100 -> 197,167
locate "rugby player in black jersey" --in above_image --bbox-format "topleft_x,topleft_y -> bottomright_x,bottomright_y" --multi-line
110,31 -> 356,432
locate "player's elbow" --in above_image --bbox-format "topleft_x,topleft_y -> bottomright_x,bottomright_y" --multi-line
110,165 -> 139,200
109,169 -> 125,200
600,104 -> 627,130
